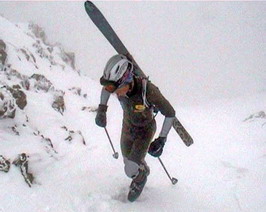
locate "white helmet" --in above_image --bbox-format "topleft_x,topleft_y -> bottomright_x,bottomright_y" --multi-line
102,54 -> 133,82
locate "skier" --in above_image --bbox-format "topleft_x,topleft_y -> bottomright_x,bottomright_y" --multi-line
95,54 -> 175,202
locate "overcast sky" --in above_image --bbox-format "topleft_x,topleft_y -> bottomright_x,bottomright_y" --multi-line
0,1 -> 265,106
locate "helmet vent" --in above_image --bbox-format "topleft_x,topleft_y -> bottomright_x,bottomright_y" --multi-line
115,65 -> 120,74
102,54 -> 132,82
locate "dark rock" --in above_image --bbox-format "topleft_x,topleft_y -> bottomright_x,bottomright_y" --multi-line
30,74 -> 53,92
0,155 -> 11,173
243,111 -> 266,122
0,49 -> 7,66
6,85 -> 27,110
12,86 -> 27,110
0,86 -> 16,119
28,23 -> 47,44
0,40 -> 7,67
52,93 -> 65,115
69,87 -> 81,96
13,153 -> 34,187
62,51 -> 76,69
0,39 -> 6,50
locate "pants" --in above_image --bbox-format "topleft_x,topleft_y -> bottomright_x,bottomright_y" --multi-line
120,119 -> 156,178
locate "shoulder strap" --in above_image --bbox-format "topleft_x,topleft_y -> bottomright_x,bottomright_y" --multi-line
141,77 -> 150,107
140,77 -> 159,117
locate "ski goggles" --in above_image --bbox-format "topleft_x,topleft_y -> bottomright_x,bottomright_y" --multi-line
103,82 -> 118,93
100,77 -> 120,93
100,65 -> 133,93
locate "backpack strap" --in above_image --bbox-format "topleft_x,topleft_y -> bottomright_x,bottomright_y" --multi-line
141,77 -> 150,108
140,77 -> 159,118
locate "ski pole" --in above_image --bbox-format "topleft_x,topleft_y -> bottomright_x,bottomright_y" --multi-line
104,127 -> 119,159
158,157 -> 178,185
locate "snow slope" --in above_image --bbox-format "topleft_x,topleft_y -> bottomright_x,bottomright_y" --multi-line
0,16 -> 265,212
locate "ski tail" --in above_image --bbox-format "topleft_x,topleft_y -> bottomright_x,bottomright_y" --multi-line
173,117 -> 193,146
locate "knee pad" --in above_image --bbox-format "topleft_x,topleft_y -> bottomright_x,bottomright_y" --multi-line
123,157 -> 140,179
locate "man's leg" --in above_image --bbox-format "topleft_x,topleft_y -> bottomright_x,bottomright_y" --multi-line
120,123 -> 139,178
128,121 -> 156,172
121,121 -> 156,178
125,121 -> 156,202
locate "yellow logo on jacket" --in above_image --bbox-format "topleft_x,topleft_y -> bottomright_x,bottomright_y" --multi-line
134,104 -> 146,112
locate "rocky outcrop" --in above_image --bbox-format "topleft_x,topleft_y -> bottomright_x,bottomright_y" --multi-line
0,85 -> 27,119
243,111 -> 266,122
4,68 -> 30,90
243,111 -> 266,127
0,155 -> 11,173
0,86 -> 17,118
62,50 -> 75,70
28,23 -> 76,70
0,17 -> 90,190
30,74 -> 53,92
28,23 -> 47,44
13,153 -> 34,187
69,87 -> 87,98
0,39 -> 7,68
0,39 -> 6,50
61,126 -> 86,145
52,91 -> 65,115
7,84 -> 27,110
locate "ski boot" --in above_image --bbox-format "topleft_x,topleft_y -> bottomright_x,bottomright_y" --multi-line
128,165 -> 149,202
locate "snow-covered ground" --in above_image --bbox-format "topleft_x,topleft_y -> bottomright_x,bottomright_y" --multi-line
0,15 -> 265,212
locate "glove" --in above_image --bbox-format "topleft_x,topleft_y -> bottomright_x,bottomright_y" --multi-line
148,137 -> 166,157
95,104 -> 107,127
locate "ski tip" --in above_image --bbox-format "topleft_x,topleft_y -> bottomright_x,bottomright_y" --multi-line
84,1 -> 95,12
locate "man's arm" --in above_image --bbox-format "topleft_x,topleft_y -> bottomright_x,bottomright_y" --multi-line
95,87 -> 111,127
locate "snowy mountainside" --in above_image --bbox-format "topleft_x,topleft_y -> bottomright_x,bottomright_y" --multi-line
0,15 -> 103,191
0,16 -> 266,212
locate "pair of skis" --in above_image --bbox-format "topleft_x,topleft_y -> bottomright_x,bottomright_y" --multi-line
84,1 -> 193,147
